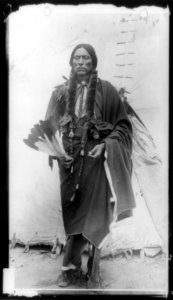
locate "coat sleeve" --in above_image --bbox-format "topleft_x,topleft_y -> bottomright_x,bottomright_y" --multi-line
45,85 -> 66,168
45,90 -> 57,121
45,86 -> 66,123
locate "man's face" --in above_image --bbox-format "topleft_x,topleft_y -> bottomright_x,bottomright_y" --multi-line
72,48 -> 93,76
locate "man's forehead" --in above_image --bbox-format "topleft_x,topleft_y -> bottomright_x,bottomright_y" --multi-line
73,47 -> 91,57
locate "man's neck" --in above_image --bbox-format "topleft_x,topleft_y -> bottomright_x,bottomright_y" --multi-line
76,74 -> 90,84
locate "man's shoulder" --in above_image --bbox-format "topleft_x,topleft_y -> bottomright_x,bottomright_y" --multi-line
52,81 -> 68,100
99,79 -> 119,95
53,81 -> 68,93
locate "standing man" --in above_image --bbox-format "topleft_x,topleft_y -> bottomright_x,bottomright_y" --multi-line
45,44 -> 135,288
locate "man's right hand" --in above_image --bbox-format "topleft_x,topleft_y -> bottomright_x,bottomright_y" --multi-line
61,157 -> 73,169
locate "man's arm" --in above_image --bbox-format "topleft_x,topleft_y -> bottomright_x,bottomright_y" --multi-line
45,84 -> 67,168
45,85 -> 66,123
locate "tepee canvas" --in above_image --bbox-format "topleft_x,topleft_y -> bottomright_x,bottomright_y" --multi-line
9,4 -> 168,257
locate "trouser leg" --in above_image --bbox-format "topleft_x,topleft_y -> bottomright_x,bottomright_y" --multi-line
62,235 -> 74,267
70,235 -> 88,268
58,234 -> 88,287
62,234 -> 87,269
87,245 -> 101,287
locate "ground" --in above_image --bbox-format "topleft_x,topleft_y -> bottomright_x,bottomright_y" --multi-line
8,244 -> 168,296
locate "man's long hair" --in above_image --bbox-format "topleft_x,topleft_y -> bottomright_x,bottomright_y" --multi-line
66,69 -> 98,119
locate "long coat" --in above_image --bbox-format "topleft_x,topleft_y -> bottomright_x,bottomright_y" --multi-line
45,78 -> 135,247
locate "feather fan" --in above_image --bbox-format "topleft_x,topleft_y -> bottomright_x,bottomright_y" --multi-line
23,118 -> 71,161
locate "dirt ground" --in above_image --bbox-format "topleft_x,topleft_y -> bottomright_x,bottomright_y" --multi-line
8,244 -> 168,296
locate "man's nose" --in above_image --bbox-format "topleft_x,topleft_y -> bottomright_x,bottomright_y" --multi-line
78,57 -> 84,65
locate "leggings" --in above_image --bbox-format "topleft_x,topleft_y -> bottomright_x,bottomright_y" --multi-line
62,234 -> 88,268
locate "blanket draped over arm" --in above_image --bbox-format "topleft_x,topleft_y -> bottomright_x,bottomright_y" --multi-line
45,80 -> 136,220
99,80 -> 135,218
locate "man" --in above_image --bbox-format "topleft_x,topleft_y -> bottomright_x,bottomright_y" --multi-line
45,44 -> 135,288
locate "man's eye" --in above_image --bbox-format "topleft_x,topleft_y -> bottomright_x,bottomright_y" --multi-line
74,56 -> 90,60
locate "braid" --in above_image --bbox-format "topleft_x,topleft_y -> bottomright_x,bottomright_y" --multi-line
86,70 -> 98,118
66,69 -> 77,116
66,69 -> 97,118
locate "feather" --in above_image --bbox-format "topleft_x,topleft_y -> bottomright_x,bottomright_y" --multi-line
23,119 -> 72,161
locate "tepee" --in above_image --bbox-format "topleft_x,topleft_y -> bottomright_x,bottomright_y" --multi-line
9,4 -> 168,257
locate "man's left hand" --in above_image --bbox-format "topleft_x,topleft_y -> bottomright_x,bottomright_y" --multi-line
88,143 -> 105,159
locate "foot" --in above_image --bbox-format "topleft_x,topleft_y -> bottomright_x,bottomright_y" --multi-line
57,268 -> 84,288
87,275 -> 108,289
74,270 -> 87,288
57,270 -> 74,287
